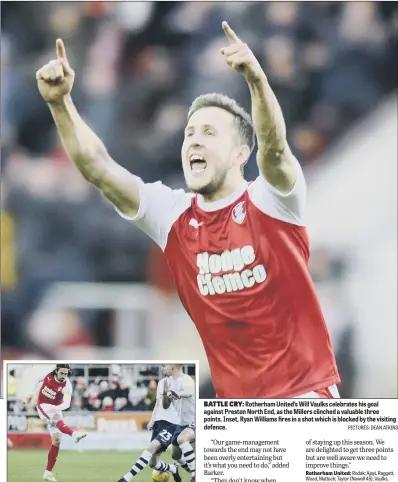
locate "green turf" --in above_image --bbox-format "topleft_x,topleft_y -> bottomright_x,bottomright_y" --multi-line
7,449 -> 191,482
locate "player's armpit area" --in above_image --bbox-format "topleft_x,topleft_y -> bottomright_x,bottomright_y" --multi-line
113,178 -> 192,251
256,144 -> 298,195
89,152 -> 141,218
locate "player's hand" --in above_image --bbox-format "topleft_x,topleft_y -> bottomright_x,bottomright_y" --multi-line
221,21 -> 265,84
36,39 -> 75,105
168,390 -> 180,400
147,421 -> 154,430
163,380 -> 170,394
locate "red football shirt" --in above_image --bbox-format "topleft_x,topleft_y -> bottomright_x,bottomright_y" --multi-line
37,373 -> 71,407
118,161 -> 340,398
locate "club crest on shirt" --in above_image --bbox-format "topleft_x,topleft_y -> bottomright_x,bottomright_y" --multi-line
189,218 -> 203,229
232,201 -> 246,224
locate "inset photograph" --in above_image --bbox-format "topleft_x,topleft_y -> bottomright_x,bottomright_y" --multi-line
7,362 -> 196,482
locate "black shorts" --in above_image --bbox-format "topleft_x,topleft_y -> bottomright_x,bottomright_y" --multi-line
151,420 -> 178,449
171,422 -> 196,446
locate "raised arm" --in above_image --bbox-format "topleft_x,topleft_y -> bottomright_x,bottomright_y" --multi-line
221,22 -> 297,194
162,379 -> 172,410
36,39 -> 140,217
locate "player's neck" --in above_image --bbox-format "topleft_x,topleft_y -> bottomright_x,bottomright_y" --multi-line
201,177 -> 245,203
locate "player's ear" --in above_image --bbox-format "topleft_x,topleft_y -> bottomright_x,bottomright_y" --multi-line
236,144 -> 250,169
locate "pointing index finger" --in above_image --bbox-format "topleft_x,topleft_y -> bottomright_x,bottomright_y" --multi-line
222,21 -> 240,44
56,38 -> 68,62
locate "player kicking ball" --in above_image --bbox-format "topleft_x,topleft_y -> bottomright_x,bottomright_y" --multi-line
24,364 -> 87,481
36,21 -> 341,399
117,366 -> 182,482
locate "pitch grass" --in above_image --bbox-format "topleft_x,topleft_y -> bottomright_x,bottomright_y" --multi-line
7,449 -> 191,482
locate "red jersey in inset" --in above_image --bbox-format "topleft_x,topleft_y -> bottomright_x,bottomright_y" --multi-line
117,160 -> 340,398
37,373 -> 72,407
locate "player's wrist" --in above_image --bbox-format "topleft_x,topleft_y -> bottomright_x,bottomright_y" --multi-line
47,94 -> 72,110
246,69 -> 267,88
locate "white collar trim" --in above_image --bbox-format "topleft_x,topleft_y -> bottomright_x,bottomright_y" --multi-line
196,181 -> 248,212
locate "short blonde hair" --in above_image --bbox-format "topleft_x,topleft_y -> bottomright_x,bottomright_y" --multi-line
188,93 -> 255,154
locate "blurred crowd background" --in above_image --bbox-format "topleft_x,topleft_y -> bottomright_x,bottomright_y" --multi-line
1,2 -> 397,398
7,363 -> 196,414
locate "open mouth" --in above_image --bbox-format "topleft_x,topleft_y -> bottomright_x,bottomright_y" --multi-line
190,154 -> 207,172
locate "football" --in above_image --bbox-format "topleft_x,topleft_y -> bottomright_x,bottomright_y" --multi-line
152,470 -> 171,482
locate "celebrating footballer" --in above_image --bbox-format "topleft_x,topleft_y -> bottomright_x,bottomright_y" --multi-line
36,22 -> 340,399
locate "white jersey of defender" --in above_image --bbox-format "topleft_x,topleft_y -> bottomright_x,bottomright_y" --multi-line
154,377 -> 179,425
169,373 -> 195,426
116,158 -> 306,251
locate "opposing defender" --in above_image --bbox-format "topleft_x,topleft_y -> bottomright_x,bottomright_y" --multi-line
36,22 -> 340,399
117,366 -> 182,482
163,365 -> 196,481
24,364 -> 87,481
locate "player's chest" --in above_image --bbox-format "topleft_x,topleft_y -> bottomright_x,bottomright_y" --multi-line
169,377 -> 183,391
170,201 -> 274,266
42,384 -> 63,398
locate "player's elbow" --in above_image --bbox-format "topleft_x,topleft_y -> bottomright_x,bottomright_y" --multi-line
257,137 -> 287,167
60,399 -> 72,411
182,390 -> 194,398
73,144 -> 111,188
78,155 -> 107,186
256,118 -> 286,154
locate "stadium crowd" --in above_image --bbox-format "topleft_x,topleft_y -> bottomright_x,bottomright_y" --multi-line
70,376 -> 157,412
8,366 -> 160,413
2,1 -> 397,387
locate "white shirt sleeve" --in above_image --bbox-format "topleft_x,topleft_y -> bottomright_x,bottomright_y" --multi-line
58,379 -> 73,411
156,379 -> 164,400
34,378 -> 44,391
175,375 -> 195,398
182,376 -> 195,397
62,379 -> 73,396
115,176 -> 192,251
31,378 -> 44,404
248,157 -> 307,226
